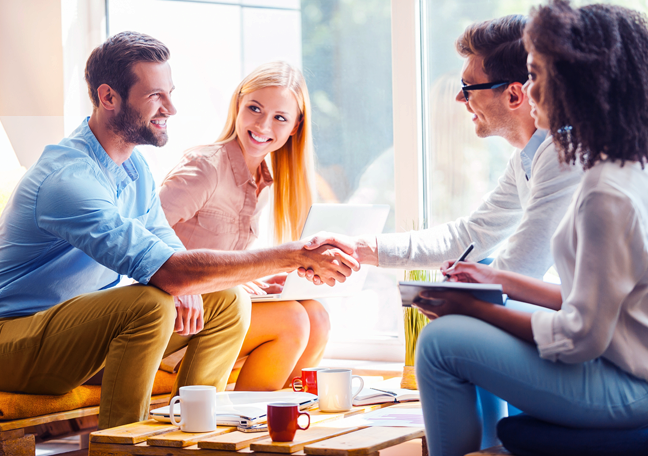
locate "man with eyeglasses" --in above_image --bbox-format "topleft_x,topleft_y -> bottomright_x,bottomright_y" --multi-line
301,14 -> 583,448
305,13 -> 582,282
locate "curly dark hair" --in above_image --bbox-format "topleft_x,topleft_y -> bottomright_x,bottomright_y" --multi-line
456,15 -> 529,85
525,0 -> 648,169
85,31 -> 170,108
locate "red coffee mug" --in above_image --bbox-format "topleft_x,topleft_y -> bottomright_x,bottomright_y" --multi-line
291,367 -> 328,395
267,402 -> 310,442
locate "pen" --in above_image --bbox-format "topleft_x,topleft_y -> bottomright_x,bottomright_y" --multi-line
442,242 -> 475,282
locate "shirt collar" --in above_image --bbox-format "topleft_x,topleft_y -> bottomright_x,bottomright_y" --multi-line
82,117 -> 140,197
224,140 -> 274,190
520,129 -> 548,180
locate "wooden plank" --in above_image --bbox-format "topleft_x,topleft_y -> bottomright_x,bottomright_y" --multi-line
197,429 -> 270,451
465,445 -> 512,456
0,394 -> 169,432
304,427 -> 425,455
90,420 -> 175,445
194,403 -> 387,452
146,425 -> 235,448
251,426 -> 361,454
0,429 -> 24,441
0,406 -> 100,432
90,440 -> 252,455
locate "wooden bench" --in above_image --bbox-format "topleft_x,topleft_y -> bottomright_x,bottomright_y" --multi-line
88,402 -> 426,456
0,368 -> 185,456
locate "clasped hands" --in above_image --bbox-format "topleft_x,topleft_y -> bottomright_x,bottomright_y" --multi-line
172,235 -> 364,333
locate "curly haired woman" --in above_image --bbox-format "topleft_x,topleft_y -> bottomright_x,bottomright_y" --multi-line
412,2 -> 648,455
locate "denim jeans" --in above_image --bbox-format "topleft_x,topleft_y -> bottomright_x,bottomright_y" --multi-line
415,315 -> 648,456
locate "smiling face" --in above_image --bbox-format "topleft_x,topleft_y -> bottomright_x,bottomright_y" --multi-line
235,86 -> 300,161
524,49 -> 550,130
455,54 -> 511,138
110,61 -> 177,147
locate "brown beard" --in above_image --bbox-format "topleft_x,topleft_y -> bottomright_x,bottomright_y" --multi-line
110,99 -> 168,147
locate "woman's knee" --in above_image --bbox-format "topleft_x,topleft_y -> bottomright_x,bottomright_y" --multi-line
300,300 -> 330,346
276,301 -> 311,349
415,315 -> 478,370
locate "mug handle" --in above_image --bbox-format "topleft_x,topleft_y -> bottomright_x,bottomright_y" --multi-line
169,396 -> 184,427
291,377 -> 304,392
297,411 -> 311,430
351,375 -> 365,399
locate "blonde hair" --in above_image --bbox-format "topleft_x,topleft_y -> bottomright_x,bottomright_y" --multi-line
216,61 -> 314,245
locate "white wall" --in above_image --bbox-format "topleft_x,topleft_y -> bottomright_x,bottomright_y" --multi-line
0,0 -> 105,170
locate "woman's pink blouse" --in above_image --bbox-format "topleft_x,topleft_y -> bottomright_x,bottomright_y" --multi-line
158,140 -> 273,251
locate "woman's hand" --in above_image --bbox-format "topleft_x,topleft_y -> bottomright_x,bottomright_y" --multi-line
242,279 -> 283,295
412,289 -> 479,319
242,280 -> 269,295
265,273 -> 287,286
441,260 -> 500,284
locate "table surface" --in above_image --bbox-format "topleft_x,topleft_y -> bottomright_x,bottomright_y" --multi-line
88,402 -> 424,456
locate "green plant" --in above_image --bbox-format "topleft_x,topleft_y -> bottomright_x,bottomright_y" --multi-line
403,269 -> 439,366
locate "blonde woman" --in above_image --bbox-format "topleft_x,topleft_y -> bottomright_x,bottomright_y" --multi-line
159,62 -> 328,391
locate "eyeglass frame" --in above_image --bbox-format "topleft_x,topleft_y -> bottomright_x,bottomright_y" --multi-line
460,80 -> 511,101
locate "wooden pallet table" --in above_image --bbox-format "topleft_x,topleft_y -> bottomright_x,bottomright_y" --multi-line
89,403 -> 425,456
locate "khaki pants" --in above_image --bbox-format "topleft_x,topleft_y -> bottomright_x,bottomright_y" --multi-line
0,284 -> 250,429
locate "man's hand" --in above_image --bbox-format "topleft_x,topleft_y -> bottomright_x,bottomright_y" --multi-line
298,232 -> 376,284
297,242 -> 361,286
174,294 -> 204,336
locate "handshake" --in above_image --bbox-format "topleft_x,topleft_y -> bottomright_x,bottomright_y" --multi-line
291,232 -> 380,286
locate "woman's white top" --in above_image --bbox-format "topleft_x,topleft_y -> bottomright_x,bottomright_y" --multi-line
532,160 -> 648,381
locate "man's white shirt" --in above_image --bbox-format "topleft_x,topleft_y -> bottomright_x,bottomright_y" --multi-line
376,130 -> 584,279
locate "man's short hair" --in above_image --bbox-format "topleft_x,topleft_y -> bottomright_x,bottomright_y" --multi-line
456,15 -> 528,84
85,31 -> 170,108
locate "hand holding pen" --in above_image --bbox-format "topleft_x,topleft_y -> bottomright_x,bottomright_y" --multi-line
442,242 -> 475,282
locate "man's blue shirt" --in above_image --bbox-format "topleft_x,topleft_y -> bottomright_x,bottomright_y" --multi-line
0,118 -> 184,318
520,129 -> 548,180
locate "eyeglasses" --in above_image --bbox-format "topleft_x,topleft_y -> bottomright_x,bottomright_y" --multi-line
461,80 -> 510,101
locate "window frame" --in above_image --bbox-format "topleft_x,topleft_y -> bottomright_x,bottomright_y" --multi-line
93,0 -> 423,362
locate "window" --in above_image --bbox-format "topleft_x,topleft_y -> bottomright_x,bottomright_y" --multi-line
107,0 -> 402,361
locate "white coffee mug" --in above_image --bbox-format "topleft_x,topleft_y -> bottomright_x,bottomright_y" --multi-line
169,385 -> 217,432
317,369 -> 365,412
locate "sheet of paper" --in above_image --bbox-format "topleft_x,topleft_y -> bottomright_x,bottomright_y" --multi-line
321,406 -> 424,428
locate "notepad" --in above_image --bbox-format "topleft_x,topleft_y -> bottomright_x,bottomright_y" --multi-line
353,377 -> 420,406
399,281 -> 505,307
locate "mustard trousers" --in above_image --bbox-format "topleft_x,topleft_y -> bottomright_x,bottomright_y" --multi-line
0,284 -> 251,429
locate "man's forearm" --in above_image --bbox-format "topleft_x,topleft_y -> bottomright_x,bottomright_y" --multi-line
150,244 -> 301,296
356,235 -> 379,266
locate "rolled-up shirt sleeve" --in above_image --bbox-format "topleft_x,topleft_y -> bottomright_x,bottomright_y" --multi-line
532,189 -> 643,363
146,186 -> 185,252
35,163 -> 177,284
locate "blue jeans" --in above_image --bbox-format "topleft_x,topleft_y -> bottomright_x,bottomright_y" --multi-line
415,315 -> 648,456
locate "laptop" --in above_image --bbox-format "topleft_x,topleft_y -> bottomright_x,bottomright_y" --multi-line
252,203 -> 390,302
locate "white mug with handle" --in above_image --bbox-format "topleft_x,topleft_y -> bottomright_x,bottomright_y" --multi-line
169,385 -> 217,432
317,369 -> 365,412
